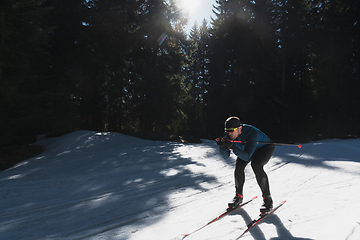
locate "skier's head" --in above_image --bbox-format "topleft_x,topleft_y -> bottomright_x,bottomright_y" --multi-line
224,116 -> 243,139
225,116 -> 241,129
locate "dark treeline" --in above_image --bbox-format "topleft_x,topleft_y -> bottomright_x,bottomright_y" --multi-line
1,0 -> 360,150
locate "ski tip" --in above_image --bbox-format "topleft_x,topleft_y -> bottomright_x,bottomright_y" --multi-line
181,233 -> 189,239
252,196 -> 258,200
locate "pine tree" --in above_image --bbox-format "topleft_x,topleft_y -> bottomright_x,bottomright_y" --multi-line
0,0 -> 53,147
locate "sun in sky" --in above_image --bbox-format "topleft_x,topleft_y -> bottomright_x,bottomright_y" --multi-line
174,0 -> 216,34
177,0 -> 200,14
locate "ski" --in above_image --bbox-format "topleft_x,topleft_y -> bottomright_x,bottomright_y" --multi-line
181,196 -> 258,239
235,200 -> 286,239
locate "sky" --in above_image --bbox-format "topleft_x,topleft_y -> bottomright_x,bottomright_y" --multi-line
180,0 -> 218,34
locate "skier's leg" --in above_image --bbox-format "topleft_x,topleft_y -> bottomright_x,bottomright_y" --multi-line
251,144 -> 275,196
234,158 -> 249,195
228,158 -> 249,208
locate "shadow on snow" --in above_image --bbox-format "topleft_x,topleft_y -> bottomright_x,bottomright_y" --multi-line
234,209 -> 314,240
0,131 -> 218,240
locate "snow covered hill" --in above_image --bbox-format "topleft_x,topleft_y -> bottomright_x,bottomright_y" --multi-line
1,131 -> 360,240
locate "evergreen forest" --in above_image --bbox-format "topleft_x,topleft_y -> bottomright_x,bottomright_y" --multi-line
1,0 -> 360,150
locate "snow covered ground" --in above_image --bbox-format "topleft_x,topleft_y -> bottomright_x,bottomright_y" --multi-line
1,130 -> 360,240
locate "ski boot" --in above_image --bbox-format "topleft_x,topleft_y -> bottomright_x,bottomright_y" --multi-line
260,195 -> 273,214
228,193 -> 243,210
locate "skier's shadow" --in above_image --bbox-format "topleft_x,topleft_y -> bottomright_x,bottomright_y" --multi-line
234,209 -> 314,240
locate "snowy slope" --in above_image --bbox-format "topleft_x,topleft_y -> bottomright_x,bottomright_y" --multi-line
1,131 -> 360,240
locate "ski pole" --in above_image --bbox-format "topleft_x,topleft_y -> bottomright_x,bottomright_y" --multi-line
215,137 -> 302,148
230,140 -> 302,148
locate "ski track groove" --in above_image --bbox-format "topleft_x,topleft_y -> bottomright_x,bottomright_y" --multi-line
345,222 -> 360,240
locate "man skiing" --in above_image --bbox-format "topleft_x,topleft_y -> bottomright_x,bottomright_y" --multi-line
216,116 -> 275,213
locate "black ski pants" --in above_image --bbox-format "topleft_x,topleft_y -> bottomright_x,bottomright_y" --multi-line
234,144 -> 275,197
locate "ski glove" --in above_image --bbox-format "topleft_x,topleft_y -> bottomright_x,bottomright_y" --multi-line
215,136 -> 235,150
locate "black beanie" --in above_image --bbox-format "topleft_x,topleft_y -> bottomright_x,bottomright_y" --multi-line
225,116 -> 242,129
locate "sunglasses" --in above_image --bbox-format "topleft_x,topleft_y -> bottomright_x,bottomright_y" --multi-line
224,127 -> 239,133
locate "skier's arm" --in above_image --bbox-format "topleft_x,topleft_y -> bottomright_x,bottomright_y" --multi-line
232,129 -> 258,161
219,148 -> 230,159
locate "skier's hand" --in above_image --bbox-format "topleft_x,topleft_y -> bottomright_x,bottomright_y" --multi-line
224,139 -> 235,150
215,136 -> 234,150
215,137 -> 227,150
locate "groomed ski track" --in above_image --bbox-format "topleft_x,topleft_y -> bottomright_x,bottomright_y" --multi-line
1,131 -> 360,239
